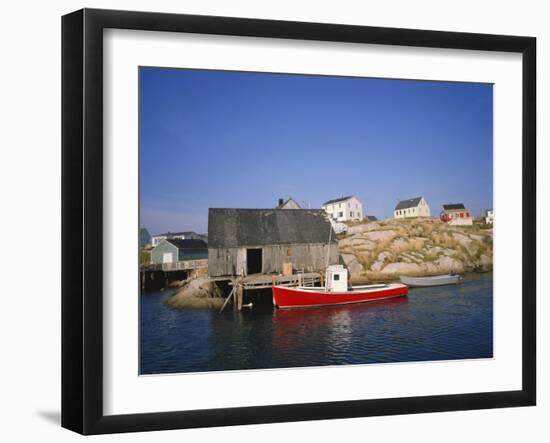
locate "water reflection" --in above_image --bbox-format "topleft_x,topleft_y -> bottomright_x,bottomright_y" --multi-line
270,297 -> 411,367
140,273 -> 493,374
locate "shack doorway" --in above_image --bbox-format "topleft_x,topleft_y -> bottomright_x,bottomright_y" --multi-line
246,248 -> 262,275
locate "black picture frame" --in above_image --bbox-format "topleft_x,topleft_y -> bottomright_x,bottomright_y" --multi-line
62,8 -> 536,435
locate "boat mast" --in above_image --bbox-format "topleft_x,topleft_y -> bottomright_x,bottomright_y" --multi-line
325,218 -> 333,270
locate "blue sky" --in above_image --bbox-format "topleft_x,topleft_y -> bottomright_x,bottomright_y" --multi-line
140,67 -> 492,235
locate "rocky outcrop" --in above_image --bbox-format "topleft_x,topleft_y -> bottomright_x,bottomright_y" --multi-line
339,218 -> 492,282
165,276 -> 224,309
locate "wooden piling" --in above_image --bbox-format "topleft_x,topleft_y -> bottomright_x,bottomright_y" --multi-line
237,283 -> 243,311
232,278 -> 238,311
219,286 -> 235,314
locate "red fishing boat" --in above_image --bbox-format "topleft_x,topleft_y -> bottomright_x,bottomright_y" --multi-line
272,265 -> 408,309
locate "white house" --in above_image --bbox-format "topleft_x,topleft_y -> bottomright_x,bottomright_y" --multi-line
322,195 -> 363,222
485,209 -> 494,224
394,197 -> 431,219
440,203 -> 473,226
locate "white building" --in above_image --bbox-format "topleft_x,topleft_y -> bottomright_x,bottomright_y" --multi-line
322,195 -> 363,222
485,209 -> 494,224
394,197 -> 431,219
330,220 -> 349,235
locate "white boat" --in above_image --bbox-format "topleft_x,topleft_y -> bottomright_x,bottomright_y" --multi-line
399,274 -> 462,287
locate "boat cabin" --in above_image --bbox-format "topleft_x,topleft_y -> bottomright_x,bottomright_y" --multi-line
325,265 -> 348,292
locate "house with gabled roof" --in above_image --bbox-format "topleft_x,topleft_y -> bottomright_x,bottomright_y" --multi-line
276,197 -> 301,209
150,238 -> 208,265
321,195 -> 363,222
208,208 -> 338,277
393,197 -> 431,219
440,203 -> 473,226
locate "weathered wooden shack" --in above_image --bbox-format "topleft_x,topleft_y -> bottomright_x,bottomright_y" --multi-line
208,208 -> 339,278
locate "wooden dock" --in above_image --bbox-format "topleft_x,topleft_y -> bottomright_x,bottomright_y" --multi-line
238,272 -> 321,289
145,259 -> 208,273
141,259 -> 208,291
218,272 -> 321,313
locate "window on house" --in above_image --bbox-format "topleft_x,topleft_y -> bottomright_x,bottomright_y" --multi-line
334,274 -> 340,281
338,212 -> 343,217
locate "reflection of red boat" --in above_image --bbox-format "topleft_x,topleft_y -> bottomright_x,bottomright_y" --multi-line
272,265 -> 408,309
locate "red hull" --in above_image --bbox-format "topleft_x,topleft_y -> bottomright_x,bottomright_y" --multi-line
272,284 -> 408,309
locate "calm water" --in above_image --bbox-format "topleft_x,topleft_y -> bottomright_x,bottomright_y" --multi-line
140,273 -> 493,374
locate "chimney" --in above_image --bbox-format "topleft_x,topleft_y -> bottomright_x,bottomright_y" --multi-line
278,198 -> 284,206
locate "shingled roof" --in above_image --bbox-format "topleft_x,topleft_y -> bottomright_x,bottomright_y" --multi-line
322,195 -> 354,206
208,208 -> 336,249
153,231 -> 196,237
442,203 -> 466,211
165,238 -> 207,249
394,197 -> 423,211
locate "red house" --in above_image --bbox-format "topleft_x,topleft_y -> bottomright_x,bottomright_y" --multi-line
440,203 -> 473,226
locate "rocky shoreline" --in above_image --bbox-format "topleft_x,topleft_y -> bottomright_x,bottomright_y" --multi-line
165,275 -> 225,309
339,217 -> 493,284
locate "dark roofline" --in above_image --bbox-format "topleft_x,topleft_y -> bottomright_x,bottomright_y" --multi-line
208,208 -> 335,248
152,231 -> 199,237
209,207 -> 323,211
322,195 -> 355,206
164,238 -> 207,249
394,197 -> 423,210
442,203 -> 466,211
